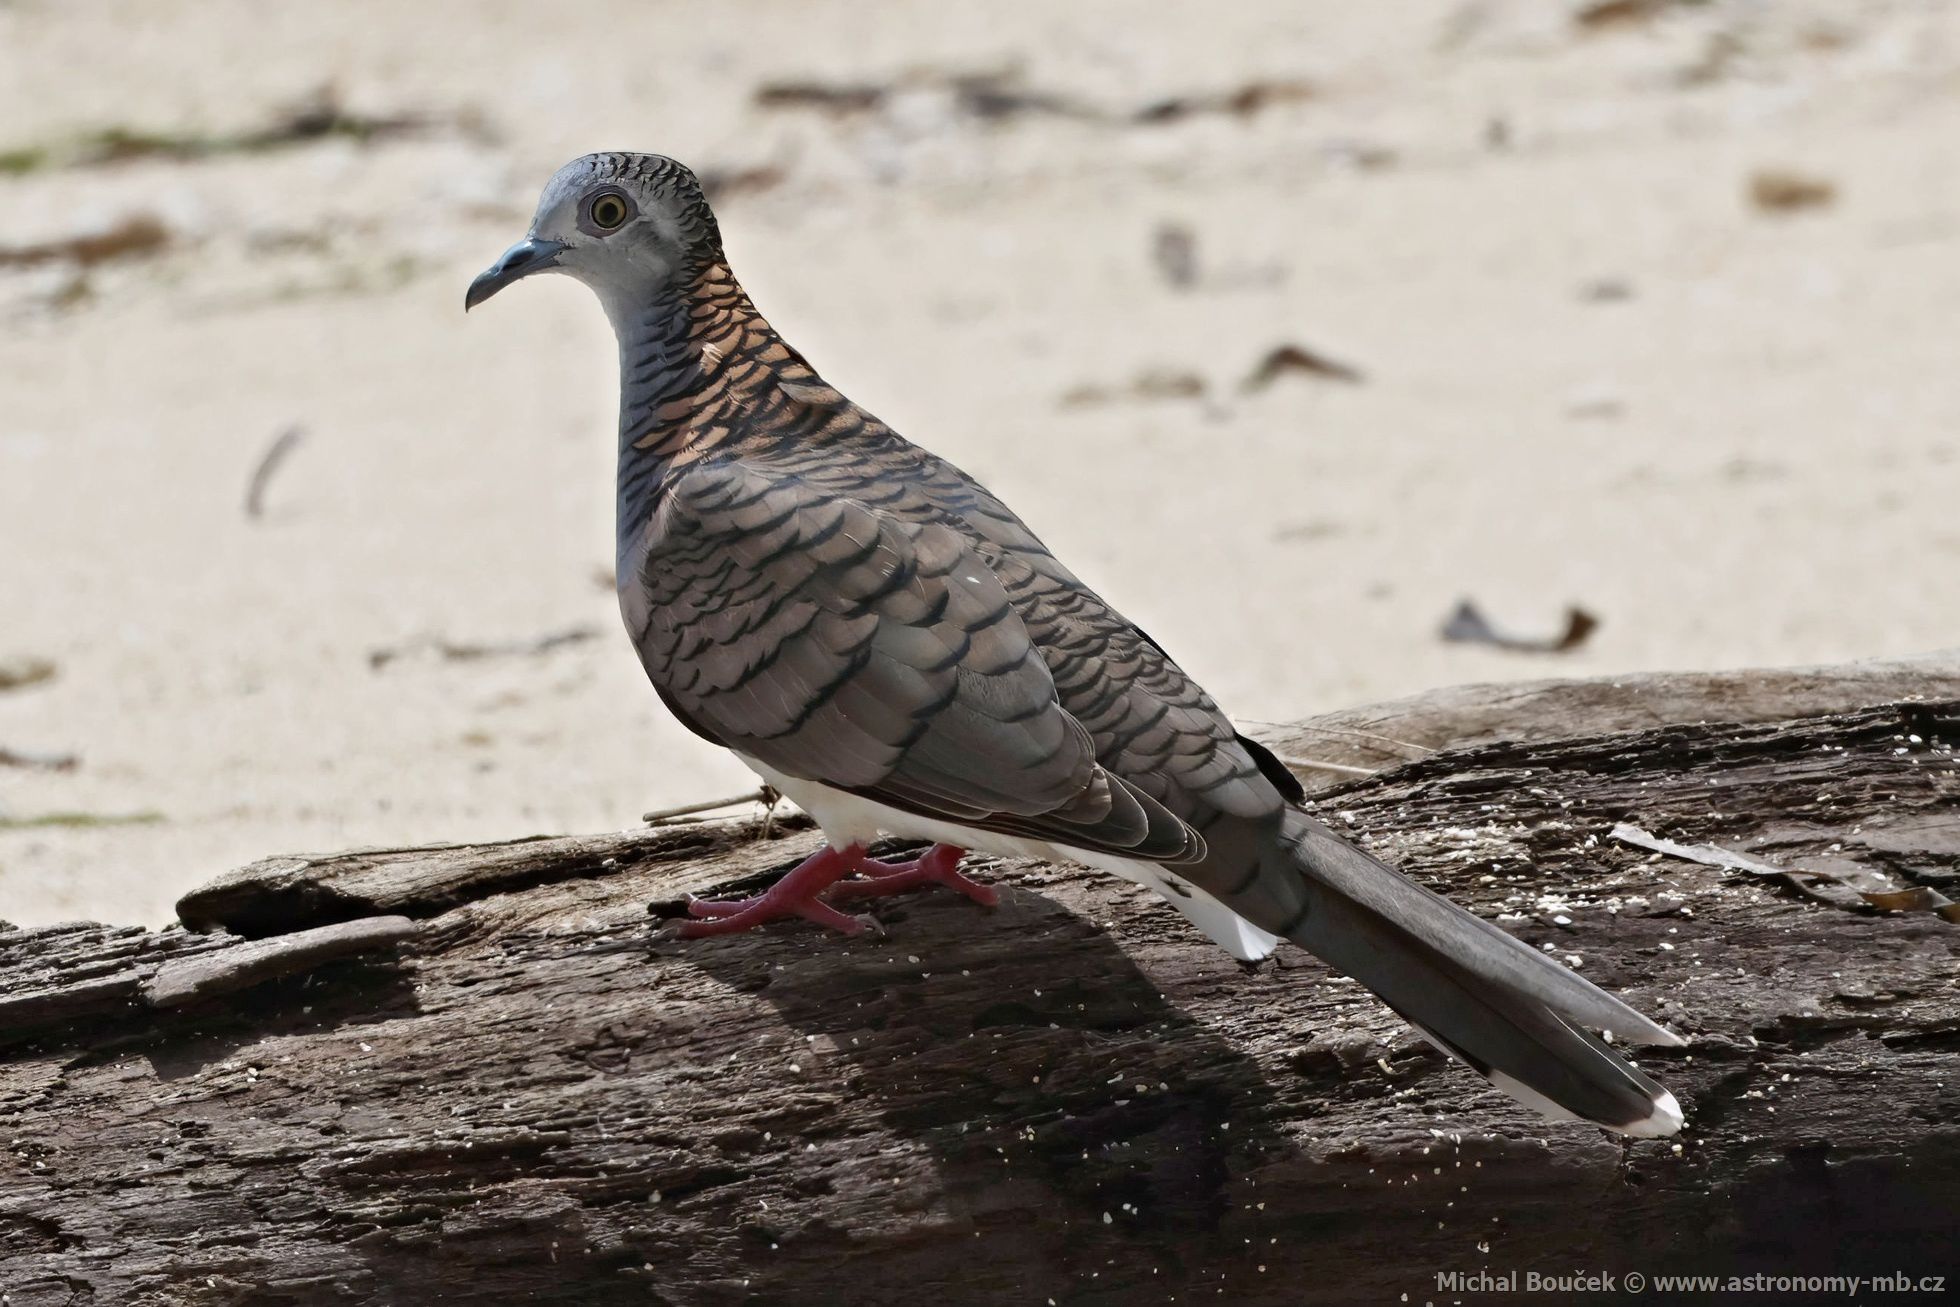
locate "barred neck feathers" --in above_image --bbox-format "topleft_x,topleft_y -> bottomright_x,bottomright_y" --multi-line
608,264 -> 863,555
609,263 -> 751,451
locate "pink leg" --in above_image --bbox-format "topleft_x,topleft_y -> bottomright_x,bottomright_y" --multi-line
827,844 -> 998,907
678,845 -> 866,938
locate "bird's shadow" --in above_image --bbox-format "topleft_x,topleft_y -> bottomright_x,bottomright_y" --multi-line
656,848 -> 1293,1271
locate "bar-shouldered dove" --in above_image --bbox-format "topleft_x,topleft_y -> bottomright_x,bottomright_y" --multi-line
468,153 -> 1683,1136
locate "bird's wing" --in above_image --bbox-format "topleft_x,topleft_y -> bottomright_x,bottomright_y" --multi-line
624,458 -> 1201,862
757,438 -> 1300,832
954,491 -> 1300,826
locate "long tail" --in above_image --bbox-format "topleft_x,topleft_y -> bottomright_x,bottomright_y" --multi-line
1211,809 -> 1684,1136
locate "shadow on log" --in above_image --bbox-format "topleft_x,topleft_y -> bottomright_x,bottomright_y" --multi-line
2,657 -> 1957,1305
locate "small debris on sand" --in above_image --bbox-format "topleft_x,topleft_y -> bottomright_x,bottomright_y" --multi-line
1749,169 -> 1837,215
1441,601 -> 1598,654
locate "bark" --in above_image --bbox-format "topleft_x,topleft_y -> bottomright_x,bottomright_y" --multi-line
2,657 -> 1957,1306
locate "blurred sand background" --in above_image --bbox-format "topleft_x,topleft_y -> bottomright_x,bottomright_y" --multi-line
2,0 -> 1956,926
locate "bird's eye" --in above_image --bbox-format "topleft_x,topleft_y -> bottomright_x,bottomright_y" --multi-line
587,193 -> 630,231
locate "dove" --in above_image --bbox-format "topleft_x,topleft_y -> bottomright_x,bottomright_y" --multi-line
468,152 -> 1684,1136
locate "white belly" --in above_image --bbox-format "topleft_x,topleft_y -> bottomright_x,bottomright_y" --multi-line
736,754 -> 1282,962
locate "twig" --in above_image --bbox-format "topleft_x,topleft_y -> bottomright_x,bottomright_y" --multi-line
245,425 -> 307,519
643,786 -> 780,826
1242,719 -> 1436,758
1275,755 -> 1377,779
1610,823 -> 1959,924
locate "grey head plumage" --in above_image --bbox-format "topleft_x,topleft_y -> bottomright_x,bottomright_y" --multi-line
466,152 -> 723,314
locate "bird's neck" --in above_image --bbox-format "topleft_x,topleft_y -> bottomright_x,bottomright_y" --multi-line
604,260 -> 777,550
606,261 -> 767,452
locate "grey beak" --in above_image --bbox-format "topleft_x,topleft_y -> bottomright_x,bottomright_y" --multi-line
465,238 -> 568,311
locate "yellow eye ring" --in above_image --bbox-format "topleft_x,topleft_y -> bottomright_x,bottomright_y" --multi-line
588,194 -> 629,230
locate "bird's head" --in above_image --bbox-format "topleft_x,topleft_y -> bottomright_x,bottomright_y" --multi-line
465,152 -> 723,312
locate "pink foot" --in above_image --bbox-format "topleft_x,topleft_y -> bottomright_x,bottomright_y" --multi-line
828,844 -> 998,908
677,843 -> 995,939
678,845 -> 865,938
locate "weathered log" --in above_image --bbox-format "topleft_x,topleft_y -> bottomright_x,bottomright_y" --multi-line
1262,648 -> 1960,778
2,660 -> 1957,1305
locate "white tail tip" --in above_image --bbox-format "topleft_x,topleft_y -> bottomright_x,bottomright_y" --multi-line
1487,1073 -> 1684,1138
1616,1088 -> 1684,1138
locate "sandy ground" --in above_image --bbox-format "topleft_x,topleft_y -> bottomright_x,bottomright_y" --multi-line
1,0 -> 1956,926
